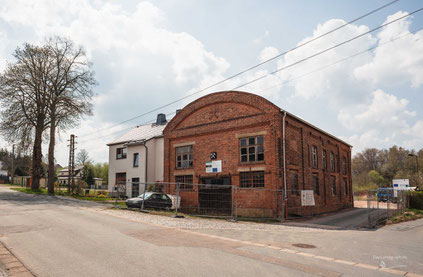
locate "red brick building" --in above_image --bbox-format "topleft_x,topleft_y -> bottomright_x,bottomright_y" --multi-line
163,91 -> 353,218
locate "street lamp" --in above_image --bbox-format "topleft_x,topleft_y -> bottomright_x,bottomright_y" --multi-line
408,153 -> 419,189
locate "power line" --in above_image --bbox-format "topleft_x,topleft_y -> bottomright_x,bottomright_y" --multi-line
232,7 -> 423,90
77,0 -> 399,138
255,27 -> 423,95
76,111 -> 177,145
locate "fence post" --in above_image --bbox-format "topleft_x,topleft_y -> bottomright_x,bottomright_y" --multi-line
231,185 -> 234,220
367,190 -> 371,227
141,182 -> 146,211
173,182 -> 184,218
235,186 -> 238,221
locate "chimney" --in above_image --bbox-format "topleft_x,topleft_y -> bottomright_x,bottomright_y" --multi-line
156,113 -> 167,125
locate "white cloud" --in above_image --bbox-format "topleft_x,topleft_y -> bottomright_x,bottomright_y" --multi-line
275,18 -> 376,102
259,46 -> 279,62
338,89 -> 415,131
354,11 -> 423,87
0,0 -> 230,164
254,30 -> 270,44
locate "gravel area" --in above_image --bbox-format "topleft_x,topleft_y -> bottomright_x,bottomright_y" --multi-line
89,207 -> 333,233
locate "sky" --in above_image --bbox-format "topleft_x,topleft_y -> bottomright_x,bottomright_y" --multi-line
0,0 -> 422,166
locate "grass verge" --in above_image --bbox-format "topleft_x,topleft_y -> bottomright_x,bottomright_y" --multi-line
387,209 -> 423,224
10,187 -> 126,206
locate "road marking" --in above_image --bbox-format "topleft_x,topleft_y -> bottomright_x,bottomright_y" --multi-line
355,263 -> 379,270
314,255 -> 334,261
379,267 -> 409,276
279,248 -> 298,254
296,252 -> 315,257
88,208 -> 423,277
334,259 -> 356,266
406,272 -> 423,277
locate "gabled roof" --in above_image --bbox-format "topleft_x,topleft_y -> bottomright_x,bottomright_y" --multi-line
58,165 -> 84,173
107,123 -> 167,146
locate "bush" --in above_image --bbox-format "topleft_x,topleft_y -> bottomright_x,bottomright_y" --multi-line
409,191 -> 423,210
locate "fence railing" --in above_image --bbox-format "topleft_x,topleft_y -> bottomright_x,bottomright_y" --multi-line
363,189 -> 408,227
113,181 -> 286,220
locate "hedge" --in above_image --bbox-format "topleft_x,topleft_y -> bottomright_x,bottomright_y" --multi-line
409,191 -> 423,210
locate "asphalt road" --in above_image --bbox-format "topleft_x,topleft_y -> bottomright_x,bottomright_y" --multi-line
0,186 -> 422,277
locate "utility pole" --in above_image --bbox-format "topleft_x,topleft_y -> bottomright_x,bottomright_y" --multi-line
11,144 -> 14,185
67,134 -> 76,194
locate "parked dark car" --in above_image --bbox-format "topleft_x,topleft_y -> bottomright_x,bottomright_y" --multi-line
125,192 -> 172,210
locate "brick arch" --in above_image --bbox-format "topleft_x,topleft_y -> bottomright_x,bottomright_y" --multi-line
164,90 -> 281,135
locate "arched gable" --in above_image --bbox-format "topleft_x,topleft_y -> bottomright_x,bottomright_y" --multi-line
164,91 -> 281,135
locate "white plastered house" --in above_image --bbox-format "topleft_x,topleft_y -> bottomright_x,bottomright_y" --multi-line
107,114 -> 167,198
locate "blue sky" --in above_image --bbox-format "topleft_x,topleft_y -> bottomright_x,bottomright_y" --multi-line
0,0 -> 422,165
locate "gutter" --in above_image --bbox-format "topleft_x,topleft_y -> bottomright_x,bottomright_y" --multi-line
282,111 -> 288,219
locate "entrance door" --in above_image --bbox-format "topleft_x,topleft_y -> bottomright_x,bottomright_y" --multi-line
132,178 -> 140,197
199,177 -> 231,215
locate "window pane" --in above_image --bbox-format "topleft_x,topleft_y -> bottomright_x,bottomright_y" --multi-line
241,155 -> 247,162
241,148 -> 247,155
249,154 -> 256,162
248,147 -> 255,154
257,153 -> 264,161
257,146 -> 263,153
257,136 -> 263,145
240,139 -> 247,146
248,137 -> 255,145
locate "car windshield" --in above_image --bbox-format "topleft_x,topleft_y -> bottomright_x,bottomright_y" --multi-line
137,192 -> 154,199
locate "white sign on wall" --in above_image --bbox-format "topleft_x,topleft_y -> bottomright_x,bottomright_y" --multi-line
206,160 -> 222,173
301,190 -> 315,206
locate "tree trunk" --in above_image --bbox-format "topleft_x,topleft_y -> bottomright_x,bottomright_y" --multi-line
31,117 -> 44,191
47,114 -> 56,194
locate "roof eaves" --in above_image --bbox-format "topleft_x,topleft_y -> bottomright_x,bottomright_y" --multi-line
281,109 -> 352,148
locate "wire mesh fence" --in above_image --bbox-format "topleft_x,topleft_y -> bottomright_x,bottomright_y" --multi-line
113,181 -> 285,220
364,188 -> 409,227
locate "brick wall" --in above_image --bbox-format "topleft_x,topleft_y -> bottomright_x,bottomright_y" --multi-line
164,91 -> 352,217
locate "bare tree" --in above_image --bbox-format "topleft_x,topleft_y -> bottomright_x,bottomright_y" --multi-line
0,44 -> 53,190
76,149 -> 91,167
45,37 -> 96,194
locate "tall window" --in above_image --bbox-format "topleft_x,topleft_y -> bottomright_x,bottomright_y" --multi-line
343,178 -> 348,195
330,152 -> 335,172
312,146 -> 318,168
133,153 -> 139,167
322,150 -> 327,170
240,171 -> 265,188
331,176 -> 336,195
176,145 -> 193,169
175,175 -> 193,190
240,136 -> 264,163
290,171 -> 299,195
116,147 -> 127,159
342,157 -> 347,175
312,174 -> 319,195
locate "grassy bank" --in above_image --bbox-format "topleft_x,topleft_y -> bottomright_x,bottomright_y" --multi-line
10,187 -> 126,206
387,209 -> 423,224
